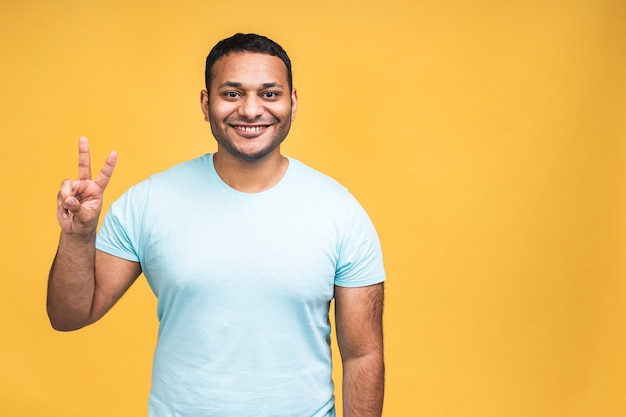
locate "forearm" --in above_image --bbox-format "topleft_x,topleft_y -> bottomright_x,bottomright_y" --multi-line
342,351 -> 385,417
47,232 -> 97,331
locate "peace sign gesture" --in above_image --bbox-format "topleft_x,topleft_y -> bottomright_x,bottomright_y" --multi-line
56,137 -> 117,237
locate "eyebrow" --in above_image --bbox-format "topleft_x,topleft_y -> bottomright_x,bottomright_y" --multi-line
217,81 -> 284,89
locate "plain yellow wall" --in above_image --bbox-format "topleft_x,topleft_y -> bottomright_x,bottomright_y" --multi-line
1,0 -> 625,416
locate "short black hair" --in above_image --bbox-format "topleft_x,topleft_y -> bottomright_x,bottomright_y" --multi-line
205,33 -> 293,92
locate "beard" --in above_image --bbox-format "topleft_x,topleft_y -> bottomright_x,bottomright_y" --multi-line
209,112 -> 293,162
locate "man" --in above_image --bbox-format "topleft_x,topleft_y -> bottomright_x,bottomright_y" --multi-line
48,33 -> 385,417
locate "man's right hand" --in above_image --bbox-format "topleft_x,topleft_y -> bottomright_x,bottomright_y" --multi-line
49,137 -> 141,331
56,137 -> 117,237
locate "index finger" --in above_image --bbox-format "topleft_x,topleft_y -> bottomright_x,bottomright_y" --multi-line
78,136 -> 91,181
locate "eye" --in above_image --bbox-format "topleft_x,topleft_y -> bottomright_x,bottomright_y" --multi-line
262,91 -> 280,100
223,91 -> 241,99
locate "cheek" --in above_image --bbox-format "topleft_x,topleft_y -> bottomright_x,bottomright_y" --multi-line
207,105 -> 229,125
207,108 -> 222,129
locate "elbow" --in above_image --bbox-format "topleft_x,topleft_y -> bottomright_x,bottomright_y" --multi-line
47,314 -> 83,332
342,348 -> 384,364
48,319 -> 84,332
46,305 -> 89,332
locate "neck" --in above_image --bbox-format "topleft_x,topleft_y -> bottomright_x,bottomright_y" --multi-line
213,150 -> 288,193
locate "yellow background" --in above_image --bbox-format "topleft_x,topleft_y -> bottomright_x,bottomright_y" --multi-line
1,0 -> 625,416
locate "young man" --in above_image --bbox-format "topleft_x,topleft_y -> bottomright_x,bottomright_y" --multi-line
48,33 -> 385,417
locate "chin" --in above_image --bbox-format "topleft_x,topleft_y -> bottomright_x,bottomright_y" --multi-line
226,144 -> 280,162
219,137 -> 286,162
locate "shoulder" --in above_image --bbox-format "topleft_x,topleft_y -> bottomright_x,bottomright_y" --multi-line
286,158 -> 353,199
283,158 -> 372,225
112,154 -> 212,206
131,154 -> 212,191
148,154 -> 212,185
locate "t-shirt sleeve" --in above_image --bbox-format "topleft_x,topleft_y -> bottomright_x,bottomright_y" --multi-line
334,197 -> 386,287
95,180 -> 149,263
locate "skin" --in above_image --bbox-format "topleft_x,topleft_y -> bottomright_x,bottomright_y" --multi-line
336,282 -> 385,417
47,137 -> 142,331
201,52 -> 298,193
48,51 -> 384,417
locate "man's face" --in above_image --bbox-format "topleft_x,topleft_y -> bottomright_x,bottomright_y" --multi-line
201,52 -> 297,162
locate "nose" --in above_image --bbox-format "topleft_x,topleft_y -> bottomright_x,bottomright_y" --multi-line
238,95 -> 264,120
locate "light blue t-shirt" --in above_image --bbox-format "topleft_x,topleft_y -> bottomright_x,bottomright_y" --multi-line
96,154 -> 386,417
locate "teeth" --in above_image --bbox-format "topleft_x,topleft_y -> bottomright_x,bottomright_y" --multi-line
236,126 -> 264,133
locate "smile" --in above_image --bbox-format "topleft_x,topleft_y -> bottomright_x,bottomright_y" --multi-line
233,125 -> 267,133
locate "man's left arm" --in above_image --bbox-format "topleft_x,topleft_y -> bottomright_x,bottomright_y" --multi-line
335,282 -> 385,417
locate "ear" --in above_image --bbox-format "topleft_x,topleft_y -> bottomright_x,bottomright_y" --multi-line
200,90 -> 210,122
290,88 -> 298,122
